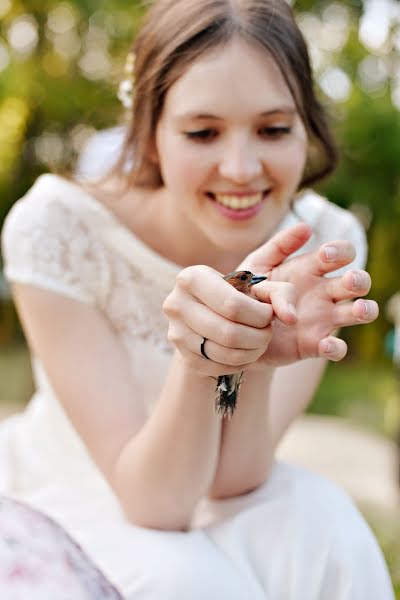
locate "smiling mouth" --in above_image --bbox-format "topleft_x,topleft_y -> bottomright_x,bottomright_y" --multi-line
206,191 -> 270,210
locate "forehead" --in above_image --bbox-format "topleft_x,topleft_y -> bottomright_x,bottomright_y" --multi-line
163,37 -> 295,119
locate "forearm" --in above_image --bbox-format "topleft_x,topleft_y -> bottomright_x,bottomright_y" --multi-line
112,351 -> 221,530
269,358 -> 327,449
208,365 -> 275,499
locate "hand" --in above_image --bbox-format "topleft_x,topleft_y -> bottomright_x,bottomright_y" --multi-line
163,263 -> 297,378
238,222 -> 379,365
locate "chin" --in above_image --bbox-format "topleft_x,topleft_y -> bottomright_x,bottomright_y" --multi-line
211,230 -> 269,257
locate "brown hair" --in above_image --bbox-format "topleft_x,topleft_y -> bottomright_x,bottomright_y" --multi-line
112,0 -> 338,190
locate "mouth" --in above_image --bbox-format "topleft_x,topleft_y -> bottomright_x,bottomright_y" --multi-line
205,190 -> 270,211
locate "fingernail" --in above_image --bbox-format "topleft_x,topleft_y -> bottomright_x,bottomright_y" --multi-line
353,272 -> 362,288
324,246 -> 338,261
322,340 -> 333,353
288,303 -> 297,318
363,301 -> 370,316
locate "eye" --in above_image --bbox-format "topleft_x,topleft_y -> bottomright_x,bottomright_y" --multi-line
184,129 -> 218,142
259,126 -> 291,138
240,274 -> 248,281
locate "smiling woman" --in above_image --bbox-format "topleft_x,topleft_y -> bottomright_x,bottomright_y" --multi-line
0,0 -> 394,598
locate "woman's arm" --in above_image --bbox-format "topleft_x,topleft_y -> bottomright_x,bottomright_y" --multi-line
208,359 -> 327,499
208,233 -> 378,499
208,366 -> 275,499
10,284 -> 222,531
268,358 -> 327,449
9,237 -> 280,530
112,351 -> 222,530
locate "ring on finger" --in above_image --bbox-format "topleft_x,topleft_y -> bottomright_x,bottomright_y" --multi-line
200,337 -> 210,360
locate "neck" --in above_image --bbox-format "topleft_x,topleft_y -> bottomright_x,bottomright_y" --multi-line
144,188 -> 247,272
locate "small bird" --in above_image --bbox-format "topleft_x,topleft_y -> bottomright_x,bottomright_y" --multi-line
215,270 -> 267,418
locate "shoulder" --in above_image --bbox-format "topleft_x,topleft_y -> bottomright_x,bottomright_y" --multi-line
2,174 -> 106,247
295,190 -> 363,236
4,173 -> 94,216
1,174 -> 110,304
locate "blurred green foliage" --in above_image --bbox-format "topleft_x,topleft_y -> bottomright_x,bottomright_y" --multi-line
0,0 -> 399,361
310,359 -> 399,437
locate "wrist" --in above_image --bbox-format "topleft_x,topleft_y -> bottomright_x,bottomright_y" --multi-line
245,360 -> 276,379
171,350 -> 218,391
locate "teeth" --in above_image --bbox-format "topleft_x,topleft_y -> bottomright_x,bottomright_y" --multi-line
213,192 -> 263,210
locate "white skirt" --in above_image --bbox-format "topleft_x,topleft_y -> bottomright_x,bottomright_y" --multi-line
11,462 -> 393,600
0,408 -> 394,599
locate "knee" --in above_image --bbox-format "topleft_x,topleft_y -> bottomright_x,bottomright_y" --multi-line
124,530 -> 244,600
284,465 -> 388,564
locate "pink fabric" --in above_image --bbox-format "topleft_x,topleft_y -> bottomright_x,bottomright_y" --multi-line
0,496 -> 124,599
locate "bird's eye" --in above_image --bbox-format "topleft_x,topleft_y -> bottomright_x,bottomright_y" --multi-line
240,274 -> 248,281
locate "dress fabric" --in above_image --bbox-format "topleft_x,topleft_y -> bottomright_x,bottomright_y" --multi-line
0,174 -> 394,599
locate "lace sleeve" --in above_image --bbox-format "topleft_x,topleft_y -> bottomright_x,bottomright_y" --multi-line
1,192 -> 109,305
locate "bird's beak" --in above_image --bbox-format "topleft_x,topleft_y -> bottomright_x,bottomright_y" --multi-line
249,275 -> 267,286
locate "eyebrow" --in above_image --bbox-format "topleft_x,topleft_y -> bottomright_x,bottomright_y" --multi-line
175,107 -> 297,121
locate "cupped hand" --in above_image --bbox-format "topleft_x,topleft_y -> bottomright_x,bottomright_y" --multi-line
163,264 -> 297,378
238,222 -> 379,365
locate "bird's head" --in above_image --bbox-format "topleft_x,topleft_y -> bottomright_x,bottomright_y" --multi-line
223,270 -> 267,295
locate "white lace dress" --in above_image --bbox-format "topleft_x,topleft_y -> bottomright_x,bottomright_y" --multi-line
0,174 -> 394,599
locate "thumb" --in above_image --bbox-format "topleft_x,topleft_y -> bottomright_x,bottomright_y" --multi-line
238,223 -> 312,274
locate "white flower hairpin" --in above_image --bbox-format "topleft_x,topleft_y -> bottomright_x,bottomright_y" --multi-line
117,51 -> 135,109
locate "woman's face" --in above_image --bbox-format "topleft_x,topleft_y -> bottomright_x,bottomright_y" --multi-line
154,37 -> 308,259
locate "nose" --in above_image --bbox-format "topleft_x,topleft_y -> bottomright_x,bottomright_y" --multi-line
218,137 -> 263,184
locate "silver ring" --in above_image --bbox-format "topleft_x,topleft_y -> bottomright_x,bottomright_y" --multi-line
200,337 -> 210,360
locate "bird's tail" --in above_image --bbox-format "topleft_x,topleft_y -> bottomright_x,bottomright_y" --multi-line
215,373 -> 243,419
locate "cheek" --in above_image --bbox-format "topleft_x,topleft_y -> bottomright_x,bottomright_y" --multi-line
286,149 -> 307,182
270,138 -> 307,186
159,140 -> 210,192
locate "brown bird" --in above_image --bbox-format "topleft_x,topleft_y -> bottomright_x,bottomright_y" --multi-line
215,270 -> 267,418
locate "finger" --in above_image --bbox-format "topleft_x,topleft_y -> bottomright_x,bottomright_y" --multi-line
318,337 -> 348,361
325,269 -> 371,302
171,327 -> 263,377
280,240 -> 358,280
316,240 -> 357,276
177,266 -> 272,328
333,298 -> 379,327
198,333 -> 271,366
181,346 -> 249,376
179,297 -> 273,349
169,321 -> 269,366
200,327 -> 271,366
238,223 -> 312,273
252,281 -> 298,325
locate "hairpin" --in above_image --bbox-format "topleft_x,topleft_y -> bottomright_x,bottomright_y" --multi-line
117,51 -> 135,109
